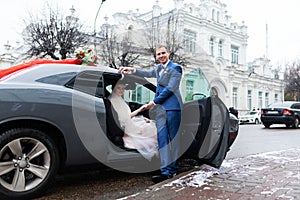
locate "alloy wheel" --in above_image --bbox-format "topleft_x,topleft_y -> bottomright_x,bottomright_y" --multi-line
0,137 -> 50,192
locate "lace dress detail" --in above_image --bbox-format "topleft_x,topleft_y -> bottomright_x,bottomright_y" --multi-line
108,93 -> 158,160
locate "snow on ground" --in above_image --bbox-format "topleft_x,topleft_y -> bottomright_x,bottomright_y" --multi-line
162,148 -> 300,189
119,148 -> 300,199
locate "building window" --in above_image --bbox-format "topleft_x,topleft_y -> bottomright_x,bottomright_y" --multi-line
131,85 -> 142,102
183,68 -> 211,102
232,87 -> 238,108
218,40 -> 223,57
184,29 -> 196,53
186,80 -> 194,94
127,25 -> 134,42
247,90 -> 252,110
217,11 -> 220,22
231,45 -> 239,64
265,92 -> 269,107
274,94 -> 279,102
209,37 -> 214,56
185,80 -> 194,101
258,91 -> 263,108
212,87 -> 218,96
212,9 -> 215,21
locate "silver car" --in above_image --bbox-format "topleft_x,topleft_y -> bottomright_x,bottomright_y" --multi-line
0,62 -> 238,199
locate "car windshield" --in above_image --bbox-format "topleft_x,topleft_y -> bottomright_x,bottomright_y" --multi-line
108,68 -> 213,104
182,68 -> 212,102
245,111 -> 258,115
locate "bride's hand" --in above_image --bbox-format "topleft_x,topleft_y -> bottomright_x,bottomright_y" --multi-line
139,105 -> 147,111
140,101 -> 154,111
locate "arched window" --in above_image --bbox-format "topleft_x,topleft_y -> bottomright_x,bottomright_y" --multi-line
218,40 -> 223,57
217,11 -> 220,22
184,29 -> 196,53
212,9 -> 215,21
209,37 -> 214,56
231,45 -> 239,64
127,25 -> 134,41
232,87 -> 238,108
212,87 -> 218,96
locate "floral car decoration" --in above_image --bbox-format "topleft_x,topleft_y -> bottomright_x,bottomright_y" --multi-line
74,48 -> 98,66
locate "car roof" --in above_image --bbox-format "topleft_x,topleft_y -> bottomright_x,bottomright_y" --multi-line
0,62 -> 119,83
267,101 -> 300,108
0,61 -> 157,93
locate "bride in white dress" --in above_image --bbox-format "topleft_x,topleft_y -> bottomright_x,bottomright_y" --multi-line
108,82 -> 158,161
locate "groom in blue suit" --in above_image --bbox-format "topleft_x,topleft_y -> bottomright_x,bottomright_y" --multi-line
119,45 -> 183,183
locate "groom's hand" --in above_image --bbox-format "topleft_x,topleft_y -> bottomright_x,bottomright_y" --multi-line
119,67 -> 134,74
144,101 -> 155,110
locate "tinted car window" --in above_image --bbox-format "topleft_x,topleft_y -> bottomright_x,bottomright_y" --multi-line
106,82 -> 155,104
248,111 -> 259,115
291,103 -> 300,109
66,71 -> 104,97
37,72 -> 77,85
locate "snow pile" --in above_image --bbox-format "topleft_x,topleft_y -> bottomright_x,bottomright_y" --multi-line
163,148 -> 300,189
163,165 -> 220,188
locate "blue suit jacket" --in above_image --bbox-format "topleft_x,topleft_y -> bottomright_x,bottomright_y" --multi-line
135,61 -> 183,111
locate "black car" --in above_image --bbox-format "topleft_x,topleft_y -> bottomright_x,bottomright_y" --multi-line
260,101 -> 300,128
0,61 -> 238,199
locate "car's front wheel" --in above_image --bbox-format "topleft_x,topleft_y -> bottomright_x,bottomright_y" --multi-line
0,128 -> 59,199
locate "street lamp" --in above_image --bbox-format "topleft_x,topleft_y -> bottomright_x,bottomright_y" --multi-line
94,0 -> 106,52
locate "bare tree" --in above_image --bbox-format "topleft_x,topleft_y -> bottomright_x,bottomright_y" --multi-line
97,11 -> 188,68
22,6 -> 89,60
145,12 -> 188,66
117,41 -> 140,67
98,24 -> 140,68
284,61 -> 300,101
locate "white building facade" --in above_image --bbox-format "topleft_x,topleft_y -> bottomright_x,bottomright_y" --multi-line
0,0 -> 284,113
108,0 -> 284,113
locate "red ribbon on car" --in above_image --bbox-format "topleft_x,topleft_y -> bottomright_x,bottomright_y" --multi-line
0,58 -> 83,79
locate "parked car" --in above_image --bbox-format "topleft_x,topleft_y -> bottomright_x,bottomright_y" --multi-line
228,112 -> 239,148
0,60 -> 239,199
260,101 -> 300,128
239,110 -> 261,124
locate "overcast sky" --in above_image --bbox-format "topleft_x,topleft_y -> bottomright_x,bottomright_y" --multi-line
1,0 -> 299,66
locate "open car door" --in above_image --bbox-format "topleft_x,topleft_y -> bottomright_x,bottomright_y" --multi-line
181,95 -> 229,168
180,68 -> 230,168
117,71 -> 233,169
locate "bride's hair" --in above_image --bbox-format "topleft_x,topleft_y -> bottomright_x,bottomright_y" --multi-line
112,80 -> 126,91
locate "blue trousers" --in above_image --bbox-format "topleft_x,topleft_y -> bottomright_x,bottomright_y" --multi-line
156,109 -> 181,177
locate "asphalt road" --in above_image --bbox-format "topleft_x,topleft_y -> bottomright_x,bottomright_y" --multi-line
35,124 -> 300,200
227,123 -> 300,159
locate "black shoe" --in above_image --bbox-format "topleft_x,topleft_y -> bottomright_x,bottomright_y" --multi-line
113,136 -> 124,148
152,174 -> 171,184
122,146 -> 138,152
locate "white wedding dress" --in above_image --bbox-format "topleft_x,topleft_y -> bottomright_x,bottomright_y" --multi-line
108,93 -> 158,161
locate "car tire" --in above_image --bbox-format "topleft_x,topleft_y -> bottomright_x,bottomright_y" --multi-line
0,128 -> 59,199
292,117 -> 299,128
263,123 -> 270,128
255,119 -> 259,124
